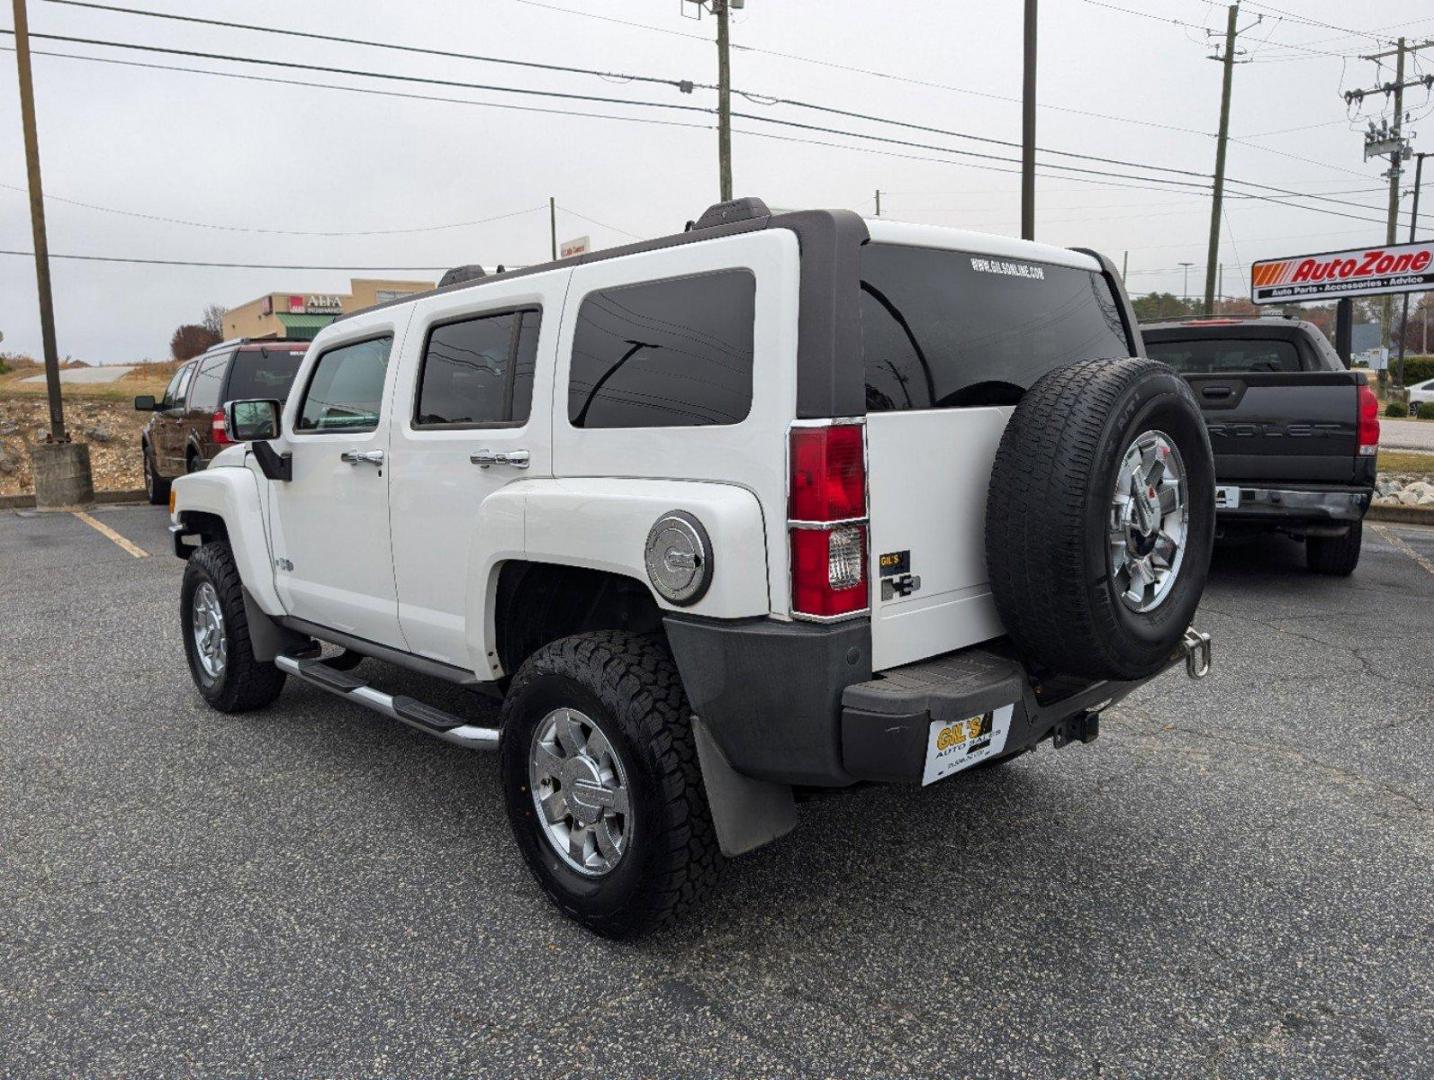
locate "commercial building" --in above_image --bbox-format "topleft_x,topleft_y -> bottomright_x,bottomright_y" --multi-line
223,278 -> 435,341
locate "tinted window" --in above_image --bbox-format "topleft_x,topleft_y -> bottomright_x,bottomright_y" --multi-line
225,347 -> 306,403
860,244 -> 1130,410
170,361 -> 197,408
568,270 -> 755,428
295,336 -> 392,432
161,365 -> 188,409
415,309 -> 538,426
1145,338 -> 1301,374
187,351 -> 231,414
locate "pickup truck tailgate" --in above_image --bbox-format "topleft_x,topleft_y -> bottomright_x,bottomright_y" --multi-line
1185,371 -> 1361,484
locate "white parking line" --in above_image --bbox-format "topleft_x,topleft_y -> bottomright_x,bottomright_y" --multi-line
1371,523 -> 1434,578
73,511 -> 149,559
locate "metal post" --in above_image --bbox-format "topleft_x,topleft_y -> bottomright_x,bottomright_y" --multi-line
716,0 -> 732,202
12,0 -> 65,442
1121,250 -> 1128,281
1335,298 -> 1353,368
1395,151 -> 1425,388
1021,0 -> 1037,240
874,189 -> 881,217
549,196 -> 557,261
1179,261 -> 1194,307
1203,3 -> 1238,316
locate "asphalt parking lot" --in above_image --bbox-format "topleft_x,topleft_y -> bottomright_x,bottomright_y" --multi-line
2,505 -> 1431,1078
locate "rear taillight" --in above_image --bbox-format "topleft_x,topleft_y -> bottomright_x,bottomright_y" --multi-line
212,408 -> 232,446
788,423 -> 869,619
1357,383 -> 1379,457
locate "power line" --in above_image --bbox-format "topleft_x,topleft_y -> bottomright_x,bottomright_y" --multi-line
0,183 -> 547,236
556,206 -> 643,240
0,249 -> 458,270
39,0 -> 705,92
0,29 -> 713,115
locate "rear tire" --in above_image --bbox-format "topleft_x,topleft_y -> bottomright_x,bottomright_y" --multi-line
1306,521 -> 1362,576
499,631 -> 722,938
181,542 -> 286,712
985,357 -> 1216,681
143,444 -> 169,505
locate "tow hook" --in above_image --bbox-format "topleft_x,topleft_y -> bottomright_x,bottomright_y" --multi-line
1181,626 -> 1213,679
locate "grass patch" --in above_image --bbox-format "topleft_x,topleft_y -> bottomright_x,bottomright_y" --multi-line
1379,449 -> 1434,476
0,366 -> 169,401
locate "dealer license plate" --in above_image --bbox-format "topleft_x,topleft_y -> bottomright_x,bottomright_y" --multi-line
1215,485 -> 1242,509
922,705 -> 1015,785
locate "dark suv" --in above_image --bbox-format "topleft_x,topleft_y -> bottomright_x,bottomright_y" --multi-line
136,340 -> 307,503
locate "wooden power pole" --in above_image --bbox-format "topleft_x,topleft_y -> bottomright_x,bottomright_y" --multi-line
716,0 -> 733,201
12,0 -> 65,442
1021,0 -> 1037,240
1203,3 -> 1242,316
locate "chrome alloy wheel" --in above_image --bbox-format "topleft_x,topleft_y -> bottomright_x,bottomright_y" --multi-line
1108,430 -> 1189,613
529,707 -> 631,877
191,581 -> 228,680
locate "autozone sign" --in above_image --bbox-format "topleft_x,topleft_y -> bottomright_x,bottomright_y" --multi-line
1250,240 -> 1434,304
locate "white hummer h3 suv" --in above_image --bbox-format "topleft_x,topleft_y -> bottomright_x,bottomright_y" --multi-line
170,198 -> 1216,936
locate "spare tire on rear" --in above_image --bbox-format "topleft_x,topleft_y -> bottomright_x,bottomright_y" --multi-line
985,357 -> 1214,681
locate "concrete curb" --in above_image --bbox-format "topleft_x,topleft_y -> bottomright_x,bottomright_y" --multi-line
0,488 -> 148,510
1368,503 -> 1434,526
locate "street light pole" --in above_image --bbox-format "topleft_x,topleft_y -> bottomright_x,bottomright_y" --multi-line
1179,262 -> 1195,308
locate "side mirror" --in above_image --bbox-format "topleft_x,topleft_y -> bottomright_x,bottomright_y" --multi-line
133,395 -> 157,411
224,398 -> 282,442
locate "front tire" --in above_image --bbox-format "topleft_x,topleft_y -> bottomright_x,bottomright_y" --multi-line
181,542 -> 286,712
1307,521 -> 1362,576
143,444 -> 170,505
499,631 -> 722,938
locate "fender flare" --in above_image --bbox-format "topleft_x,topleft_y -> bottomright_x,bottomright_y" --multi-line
171,465 -> 284,615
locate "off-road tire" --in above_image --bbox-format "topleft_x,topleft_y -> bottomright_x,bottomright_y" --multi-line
499,631 -> 722,938
143,443 -> 169,505
1306,521 -> 1362,576
985,357 -> 1216,681
181,542 -> 287,712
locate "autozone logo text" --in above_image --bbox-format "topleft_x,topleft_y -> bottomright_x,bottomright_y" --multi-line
1254,248 -> 1432,288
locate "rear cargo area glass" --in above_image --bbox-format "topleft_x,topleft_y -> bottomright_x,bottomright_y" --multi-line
860,243 -> 1130,410
225,348 -> 306,403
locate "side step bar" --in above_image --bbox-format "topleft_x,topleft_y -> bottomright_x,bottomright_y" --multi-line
275,654 -> 500,750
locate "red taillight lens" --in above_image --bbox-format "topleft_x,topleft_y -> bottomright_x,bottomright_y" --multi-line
789,424 -> 865,521
790,524 -> 868,618
1356,384 -> 1379,456
212,408 -> 232,446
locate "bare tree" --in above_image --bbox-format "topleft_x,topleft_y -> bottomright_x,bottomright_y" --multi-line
171,324 -> 220,361
201,303 -> 228,339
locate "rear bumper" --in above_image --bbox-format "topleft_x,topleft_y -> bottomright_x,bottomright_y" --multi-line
665,613 -> 1209,787
1216,484 -> 1371,524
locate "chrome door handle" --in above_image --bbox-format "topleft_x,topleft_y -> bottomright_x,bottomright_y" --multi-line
341,449 -> 385,466
469,449 -> 530,469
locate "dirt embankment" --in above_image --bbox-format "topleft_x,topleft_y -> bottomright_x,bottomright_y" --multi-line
0,398 -> 150,496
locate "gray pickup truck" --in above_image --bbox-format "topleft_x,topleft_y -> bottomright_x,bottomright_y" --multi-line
1141,316 -> 1379,576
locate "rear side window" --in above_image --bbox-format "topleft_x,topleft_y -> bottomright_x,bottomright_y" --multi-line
1145,338 -> 1301,374
415,308 -> 540,427
568,270 -> 755,428
187,351 -> 231,414
860,244 -> 1130,410
295,336 -> 393,433
225,347 -> 306,403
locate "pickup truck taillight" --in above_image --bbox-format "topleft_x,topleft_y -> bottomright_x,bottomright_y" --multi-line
212,408 -> 233,447
1356,383 -> 1379,456
788,423 -> 869,619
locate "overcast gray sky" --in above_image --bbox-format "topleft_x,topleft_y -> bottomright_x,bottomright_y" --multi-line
2,0 -> 1430,363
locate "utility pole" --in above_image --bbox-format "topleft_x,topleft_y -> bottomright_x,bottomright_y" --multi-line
1346,39 -> 1433,382
716,0 -> 733,201
1179,261 -> 1195,307
1021,0 -> 1037,240
1395,152 -> 1427,388
12,0 -> 92,506
1203,3 -> 1249,316
1121,250 -> 1128,281
549,196 -> 557,261
13,0 -> 63,443
874,189 -> 881,217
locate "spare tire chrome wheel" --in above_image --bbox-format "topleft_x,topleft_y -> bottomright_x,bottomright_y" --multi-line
1109,430 -> 1188,613
986,357 -> 1215,681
